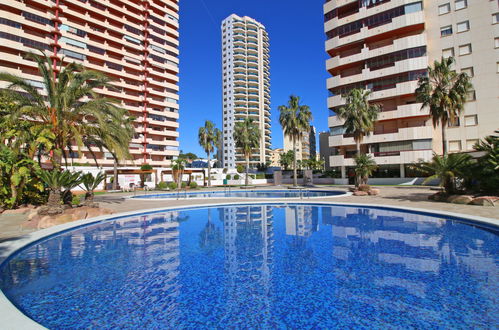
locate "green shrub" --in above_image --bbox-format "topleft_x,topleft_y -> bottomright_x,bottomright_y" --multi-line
236,165 -> 244,173
71,194 -> 81,206
140,164 -> 153,171
226,174 -> 231,180
189,181 -> 198,189
256,173 -> 265,179
181,182 -> 187,188
265,174 -> 273,179
234,174 -> 240,180
168,182 -> 177,190
157,181 -> 168,189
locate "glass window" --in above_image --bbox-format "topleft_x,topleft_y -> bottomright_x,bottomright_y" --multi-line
456,21 -> 470,33
440,25 -> 453,37
466,139 -> 478,150
442,48 -> 454,58
405,2 -> 423,14
461,67 -> 473,77
455,0 -> 467,10
438,3 -> 451,15
495,38 -> 499,48
459,44 -> 472,55
464,115 -> 478,126
466,90 -> 476,101
449,140 -> 462,152
493,13 -> 499,24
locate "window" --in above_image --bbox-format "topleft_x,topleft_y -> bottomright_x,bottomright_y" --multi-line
439,3 -> 451,15
466,139 -> 478,150
464,115 -> 478,126
442,48 -> 454,58
448,117 -> 460,127
466,90 -> 476,101
497,62 -> 499,73
495,38 -> 499,49
493,13 -> 499,24
456,21 -> 470,33
440,25 -> 453,37
461,67 -> 473,77
455,0 -> 467,10
449,140 -> 462,152
459,44 -> 472,55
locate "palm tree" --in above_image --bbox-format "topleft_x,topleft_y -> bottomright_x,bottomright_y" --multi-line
411,153 -> 471,194
278,95 -> 312,187
172,157 -> 187,190
233,118 -> 260,186
336,89 -> 380,157
37,170 -> 82,215
415,57 -> 472,155
0,51 -> 133,169
79,172 -> 106,207
354,154 -> 378,187
198,120 -> 220,187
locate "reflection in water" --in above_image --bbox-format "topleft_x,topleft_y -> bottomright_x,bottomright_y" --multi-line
0,205 -> 497,328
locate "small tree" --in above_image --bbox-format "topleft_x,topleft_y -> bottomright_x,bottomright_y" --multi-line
473,131 -> 499,194
140,164 -> 153,188
79,172 -> 105,207
37,170 -> 82,214
279,150 -> 294,171
233,118 -> 260,186
336,89 -> 380,157
415,57 -> 472,155
354,154 -> 377,187
411,153 -> 472,194
279,95 -> 312,187
172,157 -> 187,190
198,120 -> 220,187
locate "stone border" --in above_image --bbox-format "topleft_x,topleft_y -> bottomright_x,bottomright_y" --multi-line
128,189 -> 352,201
0,201 -> 497,329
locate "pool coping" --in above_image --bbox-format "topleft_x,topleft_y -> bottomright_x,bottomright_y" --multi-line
1,201 -> 498,329
128,189 -> 351,201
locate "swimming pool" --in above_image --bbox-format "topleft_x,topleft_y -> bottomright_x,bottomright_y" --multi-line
0,203 -> 497,328
131,189 -> 348,199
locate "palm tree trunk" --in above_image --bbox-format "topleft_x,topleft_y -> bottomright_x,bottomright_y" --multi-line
245,155 -> 250,186
356,139 -> 361,157
207,152 -> 211,187
441,125 -> 447,155
293,138 -> 298,187
112,157 -> 118,190
47,188 -> 63,214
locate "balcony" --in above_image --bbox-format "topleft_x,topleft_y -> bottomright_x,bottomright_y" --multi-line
329,125 -> 434,148
326,11 -> 424,51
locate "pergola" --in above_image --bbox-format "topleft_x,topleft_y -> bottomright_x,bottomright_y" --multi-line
104,169 -> 157,190
160,169 -> 206,185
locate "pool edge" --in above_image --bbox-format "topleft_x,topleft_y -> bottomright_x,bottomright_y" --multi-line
0,201 -> 498,328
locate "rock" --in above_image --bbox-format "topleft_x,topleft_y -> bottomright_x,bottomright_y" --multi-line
449,195 -> 473,205
470,197 -> 496,207
37,216 -> 54,229
368,189 -> 380,196
27,211 -> 38,221
353,191 -> 368,196
2,207 -> 32,215
72,209 -> 88,221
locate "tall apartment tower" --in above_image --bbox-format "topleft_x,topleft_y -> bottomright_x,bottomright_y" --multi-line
221,14 -> 271,169
324,0 -> 498,179
0,0 -> 180,167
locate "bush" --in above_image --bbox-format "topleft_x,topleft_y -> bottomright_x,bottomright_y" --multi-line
222,168 -> 228,174
256,173 -> 265,179
189,181 -> 198,189
181,182 -> 187,188
140,164 -> 153,171
236,165 -> 244,173
265,174 -> 273,179
226,174 -> 231,180
157,181 -> 168,189
168,182 -> 177,190
71,194 -> 81,206
234,174 -> 240,180
358,184 -> 371,192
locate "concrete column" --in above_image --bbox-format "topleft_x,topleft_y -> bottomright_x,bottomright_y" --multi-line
341,166 -> 346,179
400,163 -> 406,178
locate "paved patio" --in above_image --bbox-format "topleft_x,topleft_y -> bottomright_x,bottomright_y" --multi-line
0,185 -> 497,243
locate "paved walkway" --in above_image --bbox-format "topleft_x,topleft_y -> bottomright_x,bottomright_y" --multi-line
0,186 -> 497,243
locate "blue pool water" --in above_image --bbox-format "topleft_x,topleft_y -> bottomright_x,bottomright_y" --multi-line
0,204 -> 497,328
131,189 -> 346,199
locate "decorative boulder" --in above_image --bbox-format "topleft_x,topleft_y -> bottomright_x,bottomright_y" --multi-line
353,191 -> 368,196
368,189 -> 380,196
449,195 -> 473,205
429,192 -> 447,201
470,197 -> 497,207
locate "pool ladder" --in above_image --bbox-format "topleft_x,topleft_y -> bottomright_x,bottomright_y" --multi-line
176,188 -> 188,200
299,188 -> 311,200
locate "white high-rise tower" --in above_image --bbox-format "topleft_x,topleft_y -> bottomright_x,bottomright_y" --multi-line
221,14 -> 271,169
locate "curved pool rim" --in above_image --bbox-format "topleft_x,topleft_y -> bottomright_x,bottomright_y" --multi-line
128,189 -> 351,200
0,201 -> 497,328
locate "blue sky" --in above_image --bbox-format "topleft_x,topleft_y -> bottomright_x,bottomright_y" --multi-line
178,0 -> 329,157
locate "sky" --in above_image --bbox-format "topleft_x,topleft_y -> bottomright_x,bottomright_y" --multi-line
178,0 -> 329,157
